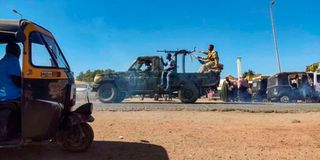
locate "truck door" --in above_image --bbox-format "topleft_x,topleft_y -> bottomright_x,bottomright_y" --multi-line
21,31 -> 71,140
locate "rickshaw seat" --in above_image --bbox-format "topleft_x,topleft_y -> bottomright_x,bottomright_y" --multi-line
0,101 -> 20,111
0,101 -> 21,138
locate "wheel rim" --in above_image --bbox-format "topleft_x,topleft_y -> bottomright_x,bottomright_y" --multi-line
182,89 -> 194,99
64,126 -> 85,148
100,86 -> 115,101
280,96 -> 289,103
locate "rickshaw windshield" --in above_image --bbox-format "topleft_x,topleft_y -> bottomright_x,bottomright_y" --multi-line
252,80 -> 260,91
42,35 -> 70,69
30,32 -> 70,70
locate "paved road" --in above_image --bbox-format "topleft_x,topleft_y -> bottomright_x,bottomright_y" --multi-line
76,100 -> 320,113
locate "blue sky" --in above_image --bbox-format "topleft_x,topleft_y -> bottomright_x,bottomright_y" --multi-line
1,0 -> 319,77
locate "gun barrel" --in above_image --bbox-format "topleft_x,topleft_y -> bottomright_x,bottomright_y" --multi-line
157,50 -> 176,53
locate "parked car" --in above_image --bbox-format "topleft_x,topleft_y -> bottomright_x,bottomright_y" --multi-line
267,72 -> 314,103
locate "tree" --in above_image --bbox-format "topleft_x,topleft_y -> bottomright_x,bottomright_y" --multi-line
243,69 -> 260,80
76,69 -> 114,82
306,63 -> 319,73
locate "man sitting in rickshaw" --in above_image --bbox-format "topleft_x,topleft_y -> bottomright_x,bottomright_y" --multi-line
0,43 -> 21,138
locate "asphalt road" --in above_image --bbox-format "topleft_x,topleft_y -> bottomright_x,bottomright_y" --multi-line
76,99 -> 320,113
76,92 -> 320,113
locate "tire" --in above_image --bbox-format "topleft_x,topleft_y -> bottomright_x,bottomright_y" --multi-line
280,95 -> 290,103
61,123 -> 94,152
114,92 -> 126,103
97,83 -> 118,103
154,94 -> 159,101
178,84 -> 199,103
140,94 -> 145,101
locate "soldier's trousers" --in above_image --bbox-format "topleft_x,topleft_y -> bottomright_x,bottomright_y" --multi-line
199,61 -> 215,73
160,70 -> 174,90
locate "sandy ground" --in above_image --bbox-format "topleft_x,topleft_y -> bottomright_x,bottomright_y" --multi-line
1,110 -> 320,160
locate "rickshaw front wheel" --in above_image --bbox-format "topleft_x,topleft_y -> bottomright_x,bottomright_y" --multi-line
61,123 -> 94,152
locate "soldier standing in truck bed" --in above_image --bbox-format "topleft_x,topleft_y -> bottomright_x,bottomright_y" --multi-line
196,44 -> 219,73
160,53 -> 176,91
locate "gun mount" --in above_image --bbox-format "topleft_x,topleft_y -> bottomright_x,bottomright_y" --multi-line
157,48 -> 196,73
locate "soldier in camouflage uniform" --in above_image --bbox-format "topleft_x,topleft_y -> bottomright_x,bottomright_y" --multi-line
196,44 -> 219,73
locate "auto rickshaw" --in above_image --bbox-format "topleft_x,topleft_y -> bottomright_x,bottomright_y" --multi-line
267,72 -> 313,103
251,76 -> 269,102
0,20 -> 94,152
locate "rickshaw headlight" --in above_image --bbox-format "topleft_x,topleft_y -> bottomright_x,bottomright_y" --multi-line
70,84 -> 76,100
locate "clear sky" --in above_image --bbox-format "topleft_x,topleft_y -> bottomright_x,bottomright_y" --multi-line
1,0 -> 319,77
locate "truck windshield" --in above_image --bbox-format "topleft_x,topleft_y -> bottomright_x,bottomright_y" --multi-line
129,60 -> 142,71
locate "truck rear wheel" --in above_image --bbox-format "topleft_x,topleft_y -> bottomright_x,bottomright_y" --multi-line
178,84 -> 199,103
97,83 -> 118,103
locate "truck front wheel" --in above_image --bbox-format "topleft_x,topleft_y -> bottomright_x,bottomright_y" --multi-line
97,83 -> 118,103
178,84 -> 199,103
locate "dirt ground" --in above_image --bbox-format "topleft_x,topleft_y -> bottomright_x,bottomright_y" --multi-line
2,111 -> 320,160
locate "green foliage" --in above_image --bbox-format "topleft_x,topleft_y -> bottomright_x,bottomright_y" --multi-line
243,70 -> 255,78
306,63 -> 319,72
243,69 -> 261,80
76,69 -> 114,82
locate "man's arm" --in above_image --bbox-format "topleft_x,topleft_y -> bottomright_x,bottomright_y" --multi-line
200,51 -> 208,55
8,59 -> 22,88
195,51 -> 208,60
213,52 -> 220,67
164,60 -> 176,71
169,60 -> 176,68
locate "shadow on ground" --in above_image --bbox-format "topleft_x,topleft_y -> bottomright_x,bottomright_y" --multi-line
0,141 -> 169,160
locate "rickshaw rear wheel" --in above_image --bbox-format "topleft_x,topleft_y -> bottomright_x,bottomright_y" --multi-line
61,123 -> 94,152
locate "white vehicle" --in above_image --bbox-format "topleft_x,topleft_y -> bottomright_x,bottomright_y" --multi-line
311,65 -> 320,94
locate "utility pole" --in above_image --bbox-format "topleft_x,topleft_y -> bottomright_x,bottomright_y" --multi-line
237,57 -> 242,79
270,0 -> 282,73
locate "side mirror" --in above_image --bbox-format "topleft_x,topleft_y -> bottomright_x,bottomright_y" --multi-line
15,31 -> 26,42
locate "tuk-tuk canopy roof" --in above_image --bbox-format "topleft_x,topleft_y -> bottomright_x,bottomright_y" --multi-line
268,71 -> 308,87
271,72 -> 306,78
0,19 -> 51,43
0,20 -> 21,33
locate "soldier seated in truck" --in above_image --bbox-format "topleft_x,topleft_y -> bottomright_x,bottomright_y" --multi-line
196,44 -> 221,73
